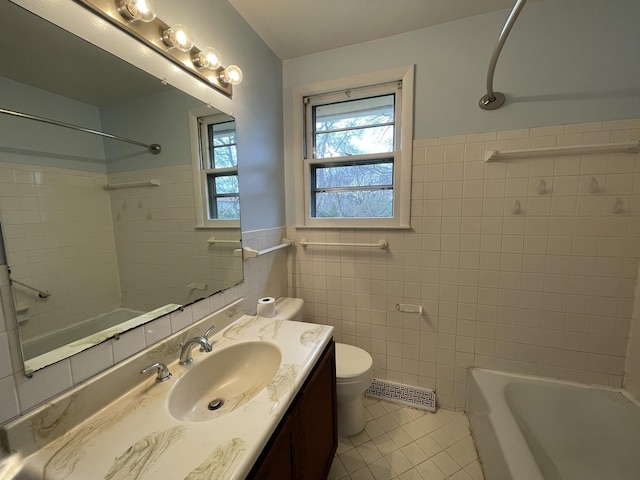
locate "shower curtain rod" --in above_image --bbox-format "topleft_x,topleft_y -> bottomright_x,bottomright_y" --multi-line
479,0 -> 528,110
0,107 -> 162,154
10,278 -> 51,299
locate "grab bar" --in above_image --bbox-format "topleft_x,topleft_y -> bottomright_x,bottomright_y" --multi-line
10,278 -> 51,299
207,236 -> 241,244
243,239 -> 292,258
299,238 -> 389,249
479,0 -> 528,110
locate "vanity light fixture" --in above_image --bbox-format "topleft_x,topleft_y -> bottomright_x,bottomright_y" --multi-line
220,65 -> 243,86
73,0 -> 242,96
117,0 -> 156,22
162,24 -> 194,52
192,47 -> 222,70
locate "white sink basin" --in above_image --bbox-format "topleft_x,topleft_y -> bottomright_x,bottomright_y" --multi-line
167,341 -> 281,422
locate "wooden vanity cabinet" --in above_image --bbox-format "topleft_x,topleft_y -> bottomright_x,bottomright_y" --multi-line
248,340 -> 337,480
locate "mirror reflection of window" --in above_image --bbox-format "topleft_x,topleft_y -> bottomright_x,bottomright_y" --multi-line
198,115 -> 241,224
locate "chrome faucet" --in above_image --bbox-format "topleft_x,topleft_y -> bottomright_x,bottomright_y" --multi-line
179,336 -> 213,365
140,362 -> 172,382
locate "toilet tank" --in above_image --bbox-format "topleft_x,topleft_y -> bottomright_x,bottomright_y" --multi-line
272,297 -> 304,322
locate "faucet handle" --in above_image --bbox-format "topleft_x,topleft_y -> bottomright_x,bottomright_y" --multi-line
203,324 -> 217,340
200,324 -> 217,351
140,362 -> 172,382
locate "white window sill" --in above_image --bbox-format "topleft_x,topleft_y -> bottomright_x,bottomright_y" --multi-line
194,223 -> 240,230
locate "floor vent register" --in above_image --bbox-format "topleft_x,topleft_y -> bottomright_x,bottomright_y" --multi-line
365,379 -> 437,412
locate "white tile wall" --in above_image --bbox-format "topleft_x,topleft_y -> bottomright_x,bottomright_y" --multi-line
0,162 -> 245,346
0,164 -> 121,342
288,118 -> 640,409
0,226 -> 288,424
107,165 -> 243,312
2,118 -> 637,420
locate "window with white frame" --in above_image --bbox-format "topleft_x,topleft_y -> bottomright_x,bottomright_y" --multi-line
195,113 -> 240,226
295,66 -> 414,228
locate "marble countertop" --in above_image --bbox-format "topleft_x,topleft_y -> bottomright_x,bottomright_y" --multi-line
2,310 -> 333,480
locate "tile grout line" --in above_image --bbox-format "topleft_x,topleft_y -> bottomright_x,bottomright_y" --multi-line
329,398 -> 485,480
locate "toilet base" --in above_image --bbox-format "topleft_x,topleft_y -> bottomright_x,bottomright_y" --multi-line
337,394 -> 366,437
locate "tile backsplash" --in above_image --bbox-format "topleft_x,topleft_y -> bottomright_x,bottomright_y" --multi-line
288,118 -> 640,409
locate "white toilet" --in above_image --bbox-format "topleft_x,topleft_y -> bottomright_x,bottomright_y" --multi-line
271,297 -> 373,436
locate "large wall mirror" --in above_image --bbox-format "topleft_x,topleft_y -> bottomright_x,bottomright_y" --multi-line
0,1 -> 243,374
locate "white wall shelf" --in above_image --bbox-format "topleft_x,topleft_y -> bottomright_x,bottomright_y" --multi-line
104,179 -> 161,190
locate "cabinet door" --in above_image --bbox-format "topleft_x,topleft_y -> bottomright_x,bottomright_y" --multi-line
249,413 -> 295,480
294,341 -> 337,480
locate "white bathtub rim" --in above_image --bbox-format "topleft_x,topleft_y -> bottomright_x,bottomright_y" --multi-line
467,368 -> 640,480
22,307 -> 143,350
22,303 -> 181,373
467,369 -> 545,480
469,367 -> 640,409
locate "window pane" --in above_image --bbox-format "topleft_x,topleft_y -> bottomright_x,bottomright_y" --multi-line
212,122 -> 236,145
315,190 -> 393,218
315,125 -> 394,158
215,197 -> 240,220
315,95 -> 394,131
314,95 -> 394,158
214,175 -> 239,194
315,162 -> 392,188
211,145 -> 237,169
208,121 -> 237,169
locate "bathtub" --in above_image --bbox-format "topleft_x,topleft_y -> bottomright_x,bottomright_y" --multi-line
467,369 -> 640,480
22,308 -> 143,360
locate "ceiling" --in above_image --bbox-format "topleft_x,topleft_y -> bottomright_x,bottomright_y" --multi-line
2,1 -> 519,105
229,0 -> 517,60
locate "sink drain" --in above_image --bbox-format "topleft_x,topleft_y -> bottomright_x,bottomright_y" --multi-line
208,399 -> 224,411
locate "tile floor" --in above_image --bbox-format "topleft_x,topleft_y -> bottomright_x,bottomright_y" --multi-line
328,397 -> 485,480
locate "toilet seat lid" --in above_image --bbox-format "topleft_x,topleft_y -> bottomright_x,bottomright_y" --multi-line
335,343 -> 373,379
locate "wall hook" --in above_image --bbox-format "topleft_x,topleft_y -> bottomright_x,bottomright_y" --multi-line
138,200 -> 144,208
121,200 -> 127,210
589,177 -> 600,194
147,210 -> 153,220
536,179 -> 547,195
613,198 -> 624,214
511,199 -> 522,214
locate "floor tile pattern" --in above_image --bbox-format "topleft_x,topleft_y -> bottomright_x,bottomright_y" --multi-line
329,398 -> 485,480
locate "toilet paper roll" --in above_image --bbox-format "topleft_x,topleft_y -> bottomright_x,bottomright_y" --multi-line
257,297 -> 276,317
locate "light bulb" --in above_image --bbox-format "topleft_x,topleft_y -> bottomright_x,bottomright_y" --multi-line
118,0 -> 156,22
162,24 -> 194,52
192,47 -> 221,70
220,65 -> 243,85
